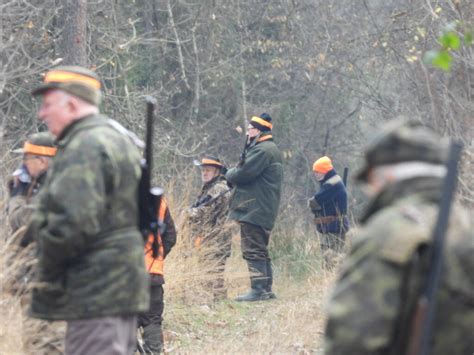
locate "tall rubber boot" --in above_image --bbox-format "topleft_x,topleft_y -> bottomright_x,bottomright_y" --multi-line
265,260 -> 276,299
235,260 -> 270,302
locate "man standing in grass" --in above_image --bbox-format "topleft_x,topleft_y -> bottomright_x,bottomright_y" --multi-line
27,66 -> 149,354
308,156 -> 349,267
226,113 -> 283,302
188,155 -> 232,301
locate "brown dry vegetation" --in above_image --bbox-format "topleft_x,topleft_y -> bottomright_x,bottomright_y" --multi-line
0,180 -> 339,355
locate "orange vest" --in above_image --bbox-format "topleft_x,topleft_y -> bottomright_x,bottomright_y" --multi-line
144,198 -> 167,275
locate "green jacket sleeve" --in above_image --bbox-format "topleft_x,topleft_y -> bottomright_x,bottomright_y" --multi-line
226,146 -> 269,185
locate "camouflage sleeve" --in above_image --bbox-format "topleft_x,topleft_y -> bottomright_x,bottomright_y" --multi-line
7,195 -> 33,232
36,138 -> 111,276
189,182 -> 229,226
324,223 -> 404,355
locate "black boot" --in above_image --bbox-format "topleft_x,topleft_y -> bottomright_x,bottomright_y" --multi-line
265,260 -> 277,299
235,260 -> 270,302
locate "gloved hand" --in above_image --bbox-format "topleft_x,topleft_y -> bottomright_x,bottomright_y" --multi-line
308,197 -> 322,214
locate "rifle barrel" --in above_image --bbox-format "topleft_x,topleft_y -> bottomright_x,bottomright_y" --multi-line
418,141 -> 463,355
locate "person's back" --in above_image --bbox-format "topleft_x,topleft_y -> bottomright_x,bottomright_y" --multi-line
325,177 -> 473,355
29,114 -> 149,319
324,119 -> 474,355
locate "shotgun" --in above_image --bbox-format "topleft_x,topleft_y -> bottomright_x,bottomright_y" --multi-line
406,141 -> 463,355
138,97 -> 163,258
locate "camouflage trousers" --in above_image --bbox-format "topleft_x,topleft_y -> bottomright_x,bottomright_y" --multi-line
203,255 -> 228,301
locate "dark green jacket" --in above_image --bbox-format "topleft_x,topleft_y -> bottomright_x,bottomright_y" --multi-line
226,133 -> 282,230
27,114 -> 149,320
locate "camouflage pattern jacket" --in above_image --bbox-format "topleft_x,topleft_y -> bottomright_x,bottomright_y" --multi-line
226,132 -> 283,230
7,171 -> 47,235
324,177 -> 474,355
189,176 -> 232,257
27,114 -> 149,320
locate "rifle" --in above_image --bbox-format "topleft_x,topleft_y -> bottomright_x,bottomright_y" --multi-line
238,134 -> 249,167
342,167 -> 349,186
406,141 -> 463,355
138,97 -> 163,258
191,187 -> 232,209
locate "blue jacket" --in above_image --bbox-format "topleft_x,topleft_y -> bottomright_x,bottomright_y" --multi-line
309,169 -> 349,234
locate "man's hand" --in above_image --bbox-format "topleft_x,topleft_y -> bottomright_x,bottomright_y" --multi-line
308,197 -> 322,214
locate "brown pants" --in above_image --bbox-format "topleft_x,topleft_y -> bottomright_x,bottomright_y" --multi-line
65,315 -> 137,355
240,222 -> 271,261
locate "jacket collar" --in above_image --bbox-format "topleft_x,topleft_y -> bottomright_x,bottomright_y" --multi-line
360,176 -> 442,224
202,175 -> 224,191
320,169 -> 337,185
56,114 -> 106,148
247,132 -> 273,149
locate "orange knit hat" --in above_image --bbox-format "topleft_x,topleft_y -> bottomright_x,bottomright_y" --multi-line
312,156 -> 333,174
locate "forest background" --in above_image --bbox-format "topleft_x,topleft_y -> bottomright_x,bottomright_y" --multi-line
0,0 -> 472,353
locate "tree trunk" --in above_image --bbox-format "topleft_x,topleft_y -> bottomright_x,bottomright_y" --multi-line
60,0 -> 88,66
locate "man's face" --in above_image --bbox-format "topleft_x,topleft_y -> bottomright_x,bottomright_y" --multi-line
37,90 -> 73,136
247,124 -> 260,138
313,171 -> 325,181
23,154 -> 49,178
201,166 -> 219,183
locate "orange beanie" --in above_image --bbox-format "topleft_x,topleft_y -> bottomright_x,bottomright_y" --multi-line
312,156 -> 333,174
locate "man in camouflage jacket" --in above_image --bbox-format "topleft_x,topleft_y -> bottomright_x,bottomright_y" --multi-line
189,156 -> 232,301
226,113 -> 283,302
324,119 -> 473,355
27,66 -> 149,355
7,132 -> 56,238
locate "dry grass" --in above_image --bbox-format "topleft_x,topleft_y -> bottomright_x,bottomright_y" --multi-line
0,179 -> 339,354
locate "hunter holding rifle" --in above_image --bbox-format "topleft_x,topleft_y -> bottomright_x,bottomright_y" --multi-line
226,113 -> 283,302
324,119 -> 473,355
188,155 -> 232,301
308,156 -> 350,268
26,66 -> 149,355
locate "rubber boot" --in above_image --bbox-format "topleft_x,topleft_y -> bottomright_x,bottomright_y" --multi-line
235,260 -> 270,302
265,260 -> 276,299
140,323 -> 163,354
